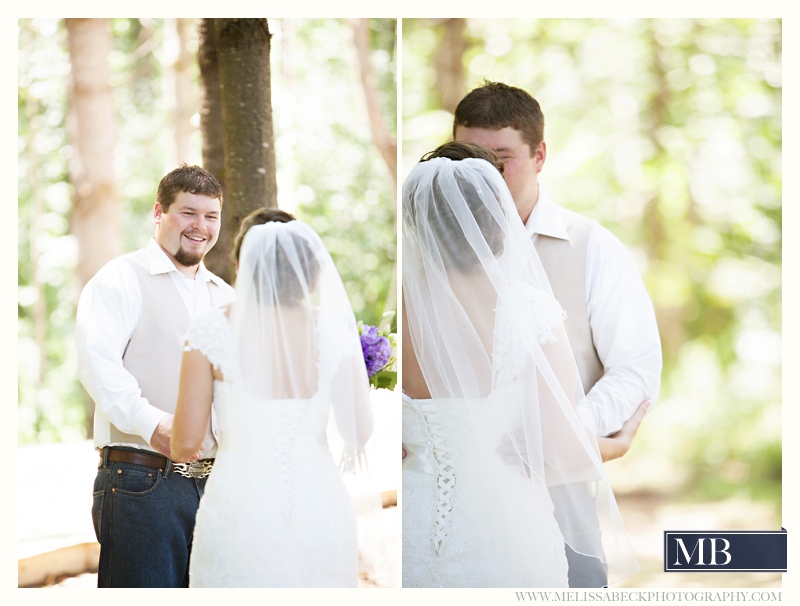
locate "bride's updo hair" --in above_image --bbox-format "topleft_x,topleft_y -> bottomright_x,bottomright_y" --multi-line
420,141 -> 505,175
415,141 -> 507,272
233,207 -> 321,304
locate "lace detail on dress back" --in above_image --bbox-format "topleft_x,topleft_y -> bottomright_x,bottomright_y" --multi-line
493,282 -> 567,388
184,307 -> 238,381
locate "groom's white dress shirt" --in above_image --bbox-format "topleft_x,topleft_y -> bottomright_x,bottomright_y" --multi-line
527,189 -> 662,437
76,237 -> 234,453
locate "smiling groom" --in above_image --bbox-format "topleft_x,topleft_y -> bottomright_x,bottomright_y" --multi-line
76,164 -> 235,587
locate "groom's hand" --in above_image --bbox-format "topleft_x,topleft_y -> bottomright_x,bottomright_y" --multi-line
150,414 -> 175,458
597,399 -> 651,462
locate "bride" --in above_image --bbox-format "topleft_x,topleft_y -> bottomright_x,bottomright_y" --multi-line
401,142 -> 639,587
170,208 -> 374,587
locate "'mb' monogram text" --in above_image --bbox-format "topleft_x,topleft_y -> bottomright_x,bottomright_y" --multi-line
673,538 -> 732,566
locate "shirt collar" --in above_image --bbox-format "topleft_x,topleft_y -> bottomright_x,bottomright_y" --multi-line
144,237 -> 213,282
523,186 -> 570,241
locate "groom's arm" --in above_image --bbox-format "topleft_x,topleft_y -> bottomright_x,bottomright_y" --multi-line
584,225 -> 662,438
75,259 -> 169,446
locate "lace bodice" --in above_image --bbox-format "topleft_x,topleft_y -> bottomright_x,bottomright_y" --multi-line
493,282 -> 567,388
184,307 -> 239,382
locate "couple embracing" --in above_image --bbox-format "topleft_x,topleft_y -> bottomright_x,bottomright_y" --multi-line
76,165 -> 373,587
401,82 -> 662,587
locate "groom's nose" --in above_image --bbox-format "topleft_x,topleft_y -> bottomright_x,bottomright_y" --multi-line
190,214 -> 208,232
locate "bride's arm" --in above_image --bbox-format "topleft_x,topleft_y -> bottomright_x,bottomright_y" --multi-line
596,399 -> 650,462
171,347 -> 213,462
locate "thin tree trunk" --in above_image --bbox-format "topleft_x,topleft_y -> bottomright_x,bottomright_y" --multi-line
351,18 -> 397,194
65,18 -> 121,289
213,18 -> 277,284
350,18 -> 398,317
168,18 -> 194,165
434,18 -> 468,114
197,18 -> 229,278
644,19 -> 682,360
65,18 -> 121,438
25,94 -> 47,389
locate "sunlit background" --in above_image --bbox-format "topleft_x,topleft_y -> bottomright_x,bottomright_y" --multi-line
404,18 -> 781,588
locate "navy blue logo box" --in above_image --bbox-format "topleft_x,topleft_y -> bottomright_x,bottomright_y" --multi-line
664,529 -> 787,572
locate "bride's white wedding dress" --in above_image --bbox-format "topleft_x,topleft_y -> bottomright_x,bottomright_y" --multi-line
401,156 -> 640,587
186,306 -> 362,588
402,283 -> 570,588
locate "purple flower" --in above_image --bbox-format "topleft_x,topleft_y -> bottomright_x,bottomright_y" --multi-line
360,325 -> 391,377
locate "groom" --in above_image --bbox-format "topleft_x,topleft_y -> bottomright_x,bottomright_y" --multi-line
76,164 -> 235,587
453,82 -> 662,586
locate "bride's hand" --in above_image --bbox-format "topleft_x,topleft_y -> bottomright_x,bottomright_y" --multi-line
597,400 -> 651,462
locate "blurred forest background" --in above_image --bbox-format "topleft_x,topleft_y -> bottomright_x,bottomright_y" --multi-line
404,18 -> 781,587
18,18 -> 397,445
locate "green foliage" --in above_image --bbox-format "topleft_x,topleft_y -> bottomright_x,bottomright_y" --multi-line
404,18 -> 781,503
270,19 -> 396,327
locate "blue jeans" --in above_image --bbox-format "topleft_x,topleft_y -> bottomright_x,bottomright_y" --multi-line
92,448 -> 207,587
549,483 -> 609,588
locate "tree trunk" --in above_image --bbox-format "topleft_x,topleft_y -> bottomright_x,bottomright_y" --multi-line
25,94 -> 47,389
434,19 -> 468,114
65,18 -> 121,288
199,18 -> 277,284
167,18 -> 195,165
643,20 -> 682,361
350,18 -> 398,317
217,18 -> 278,216
197,18 -> 229,278
65,18 -> 121,438
351,18 -> 397,194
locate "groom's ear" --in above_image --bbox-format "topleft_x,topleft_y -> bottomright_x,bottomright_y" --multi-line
154,202 -> 164,225
534,141 -> 546,173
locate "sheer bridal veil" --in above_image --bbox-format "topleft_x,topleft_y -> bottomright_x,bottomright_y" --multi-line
209,219 -> 376,585
225,219 -> 373,470
402,156 -> 638,583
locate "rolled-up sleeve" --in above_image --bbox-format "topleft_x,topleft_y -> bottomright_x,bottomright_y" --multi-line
584,225 -> 663,437
75,259 -> 169,445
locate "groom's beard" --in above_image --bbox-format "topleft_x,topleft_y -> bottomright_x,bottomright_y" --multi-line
174,246 -> 205,268
173,233 -> 210,268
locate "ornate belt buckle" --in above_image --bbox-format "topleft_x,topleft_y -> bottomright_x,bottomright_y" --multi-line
172,460 -> 213,479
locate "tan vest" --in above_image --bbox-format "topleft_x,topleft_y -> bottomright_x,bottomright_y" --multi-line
534,208 -> 604,395
111,249 -> 223,456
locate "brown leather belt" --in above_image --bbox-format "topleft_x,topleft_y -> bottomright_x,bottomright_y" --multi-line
102,446 -> 168,470
100,447 -> 215,478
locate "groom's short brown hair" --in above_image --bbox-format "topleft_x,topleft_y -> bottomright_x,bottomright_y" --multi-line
156,163 -> 224,212
453,82 -> 545,155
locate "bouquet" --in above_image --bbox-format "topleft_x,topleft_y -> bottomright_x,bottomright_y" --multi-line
358,311 -> 397,391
